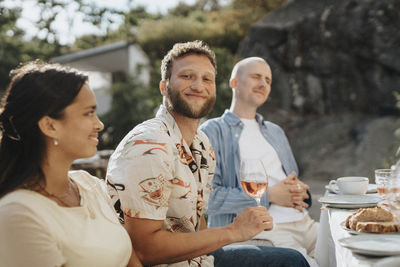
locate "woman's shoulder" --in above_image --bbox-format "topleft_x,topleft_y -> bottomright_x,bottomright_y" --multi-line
0,200 -> 36,220
0,190 -> 50,222
0,189 -> 41,206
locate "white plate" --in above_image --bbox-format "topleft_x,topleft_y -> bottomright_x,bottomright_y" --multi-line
340,221 -> 362,235
373,256 -> 400,267
339,235 -> 400,256
318,195 -> 383,208
325,183 -> 377,194
340,221 -> 400,235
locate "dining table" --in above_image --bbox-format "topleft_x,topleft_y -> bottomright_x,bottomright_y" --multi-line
314,187 -> 400,267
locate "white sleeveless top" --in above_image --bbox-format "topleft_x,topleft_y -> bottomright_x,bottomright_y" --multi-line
0,170 -> 132,267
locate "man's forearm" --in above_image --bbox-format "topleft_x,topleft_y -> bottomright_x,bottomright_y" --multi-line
125,207 -> 272,266
134,226 -> 236,265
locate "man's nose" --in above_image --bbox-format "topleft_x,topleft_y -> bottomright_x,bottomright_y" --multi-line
190,78 -> 202,91
259,78 -> 267,88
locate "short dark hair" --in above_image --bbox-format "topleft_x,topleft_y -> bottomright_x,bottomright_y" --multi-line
0,60 -> 88,197
160,40 -> 217,81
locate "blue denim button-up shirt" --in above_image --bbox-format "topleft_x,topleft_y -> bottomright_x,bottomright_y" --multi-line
200,110 -> 311,228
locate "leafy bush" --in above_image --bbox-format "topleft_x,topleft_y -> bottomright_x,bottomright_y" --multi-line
208,47 -> 236,118
136,8 -> 261,59
99,73 -> 161,149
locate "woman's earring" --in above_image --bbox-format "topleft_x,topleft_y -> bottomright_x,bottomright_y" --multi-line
53,139 -> 59,146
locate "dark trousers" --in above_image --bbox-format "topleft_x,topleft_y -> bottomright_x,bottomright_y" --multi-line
210,244 -> 310,267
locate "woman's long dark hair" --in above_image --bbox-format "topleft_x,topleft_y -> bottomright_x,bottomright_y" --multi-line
0,60 -> 88,197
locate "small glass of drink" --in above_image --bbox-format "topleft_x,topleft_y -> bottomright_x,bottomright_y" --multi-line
375,169 -> 392,196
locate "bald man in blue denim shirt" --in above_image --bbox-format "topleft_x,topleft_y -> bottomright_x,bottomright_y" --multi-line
201,57 -> 318,267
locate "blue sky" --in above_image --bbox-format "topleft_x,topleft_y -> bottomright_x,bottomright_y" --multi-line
3,0 -> 198,44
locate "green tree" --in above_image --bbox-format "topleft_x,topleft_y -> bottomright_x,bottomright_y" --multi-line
135,7 -> 259,58
208,47 -> 236,118
0,5 -> 59,93
232,0 -> 287,13
33,0 -> 124,45
0,0 -> 126,93
0,5 -> 24,92
2,0 -> 286,147
100,72 -> 161,149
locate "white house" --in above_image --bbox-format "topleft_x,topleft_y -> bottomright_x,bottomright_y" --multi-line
51,41 -> 149,115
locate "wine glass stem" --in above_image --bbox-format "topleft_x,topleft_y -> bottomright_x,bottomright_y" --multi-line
256,198 -> 261,206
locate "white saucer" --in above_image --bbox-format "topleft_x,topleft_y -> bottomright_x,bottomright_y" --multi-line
325,183 -> 377,194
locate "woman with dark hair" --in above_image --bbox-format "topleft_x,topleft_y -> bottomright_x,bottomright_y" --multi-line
0,60 -> 142,267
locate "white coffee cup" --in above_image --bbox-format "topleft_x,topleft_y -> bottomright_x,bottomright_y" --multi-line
329,176 -> 369,195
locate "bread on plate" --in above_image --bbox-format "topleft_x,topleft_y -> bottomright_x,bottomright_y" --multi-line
345,207 -> 398,233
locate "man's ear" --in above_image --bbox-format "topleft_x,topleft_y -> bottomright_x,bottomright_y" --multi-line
160,80 -> 168,96
37,116 -> 58,138
229,77 -> 237,90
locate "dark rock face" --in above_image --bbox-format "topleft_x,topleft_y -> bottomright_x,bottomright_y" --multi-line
239,0 -> 400,115
238,0 -> 400,214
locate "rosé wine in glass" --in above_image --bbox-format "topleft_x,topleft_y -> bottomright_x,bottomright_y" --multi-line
240,181 -> 268,201
375,169 -> 391,196
377,187 -> 388,196
240,159 -> 269,206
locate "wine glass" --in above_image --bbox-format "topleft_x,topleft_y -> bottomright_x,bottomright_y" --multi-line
375,169 -> 391,197
240,158 -> 269,206
388,173 -> 400,220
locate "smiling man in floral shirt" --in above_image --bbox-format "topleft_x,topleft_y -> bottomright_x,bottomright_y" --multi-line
106,40 -> 309,267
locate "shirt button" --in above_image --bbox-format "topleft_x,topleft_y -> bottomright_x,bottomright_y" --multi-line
235,134 -> 239,138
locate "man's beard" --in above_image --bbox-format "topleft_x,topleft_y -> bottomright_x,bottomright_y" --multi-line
167,85 -> 216,119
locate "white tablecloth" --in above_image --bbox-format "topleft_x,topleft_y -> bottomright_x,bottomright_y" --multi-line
314,206 -> 400,267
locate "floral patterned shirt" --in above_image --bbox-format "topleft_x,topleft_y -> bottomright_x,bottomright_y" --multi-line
106,105 -> 216,267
